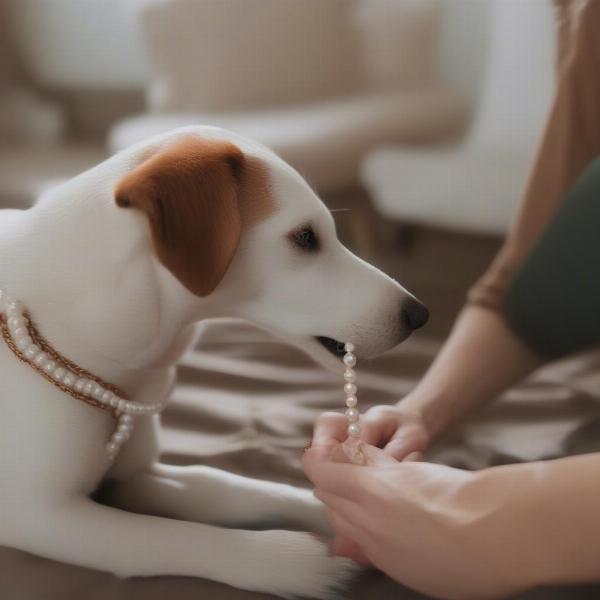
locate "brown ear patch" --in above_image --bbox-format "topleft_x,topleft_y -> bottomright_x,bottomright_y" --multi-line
115,137 -> 249,297
237,154 -> 275,228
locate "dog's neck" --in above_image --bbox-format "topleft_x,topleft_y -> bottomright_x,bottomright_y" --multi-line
0,169 -> 200,389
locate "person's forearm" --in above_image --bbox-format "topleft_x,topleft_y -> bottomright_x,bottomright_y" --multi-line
468,453 -> 600,592
400,305 -> 542,439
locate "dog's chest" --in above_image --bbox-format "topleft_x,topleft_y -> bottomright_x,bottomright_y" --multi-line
0,342 -> 116,494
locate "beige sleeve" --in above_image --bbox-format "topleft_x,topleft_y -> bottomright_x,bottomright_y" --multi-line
468,0 -> 600,309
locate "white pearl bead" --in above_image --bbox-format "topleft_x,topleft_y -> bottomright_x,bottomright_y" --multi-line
82,381 -> 94,395
343,369 -> 356,383
33,352 -> 49,367
13,327 -> 28,340
16,336 -> 33,351
24,344 -> 41,359
101,391 -> 113,405
53,367 -> 66,382
343,353 -> 356,367
92,384 -> 105,400
120,414 -> 133,425
344,342 -> 355,353
5,298 -> 22,311
74,378 -> 87,392
113,432 -> 125,443
118,422 -> 131,432
344,382 -> 357,396
6,304 -> 24,319
345,395 -> 357,408
348,423 -> 361,437
117,399 -> 127,412
109,396 -> 119,408
43,360 -> 57,374
345,407 -> 360,423
62,372 -> 75,387
107,442 -> 118,454
8,316 -> 25,331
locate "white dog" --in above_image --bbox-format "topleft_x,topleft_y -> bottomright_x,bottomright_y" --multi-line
0,126 -> 428,598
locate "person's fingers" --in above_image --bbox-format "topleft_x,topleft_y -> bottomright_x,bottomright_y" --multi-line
383,426 -> 429,461
331,535 -> 372,567
403,450 -> 424,462
303,451 -> 367,500
311,411 -> 348,458
314,489 -> 365,526
357,420 -> 383,446
359,443 -> 399,466
330,442 -> 355,464
322,506 -> 370,553
360,406 -> 414,447
315,486 -> 386,556
359,411 -> 396,446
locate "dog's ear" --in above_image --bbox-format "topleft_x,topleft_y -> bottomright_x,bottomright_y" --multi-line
114,138 -> 244,297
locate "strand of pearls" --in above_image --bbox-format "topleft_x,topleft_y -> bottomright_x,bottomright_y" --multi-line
342,342 -> 360,438
342,342 -> 364,464
0,289 -> 166,463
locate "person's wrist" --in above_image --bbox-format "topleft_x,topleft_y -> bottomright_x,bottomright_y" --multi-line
465,463 -> 558,595
396,390 -> 451,442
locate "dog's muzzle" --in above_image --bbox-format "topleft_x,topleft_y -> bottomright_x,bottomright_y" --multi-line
315,336 -> 346,357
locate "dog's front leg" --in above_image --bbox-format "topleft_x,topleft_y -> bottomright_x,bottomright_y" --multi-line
6,495 -> 355,599
105,462 -> 330,534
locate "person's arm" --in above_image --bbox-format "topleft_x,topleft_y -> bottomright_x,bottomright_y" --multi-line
304,442 -> 600,599
395,304 -> 542,441
314,0 -> 600,459
402,0 -> 600,443
402,152 -> 600,446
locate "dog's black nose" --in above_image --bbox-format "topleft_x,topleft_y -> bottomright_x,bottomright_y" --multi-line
402,297 -> 429,331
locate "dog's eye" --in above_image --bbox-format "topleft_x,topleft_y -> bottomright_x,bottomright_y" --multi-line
289,226 -> 320,252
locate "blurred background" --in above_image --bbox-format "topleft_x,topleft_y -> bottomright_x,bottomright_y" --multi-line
0,0 -> 555,338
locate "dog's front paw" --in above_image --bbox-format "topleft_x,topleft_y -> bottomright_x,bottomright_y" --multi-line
235,530 -> 360,599
284,487 -> 332,536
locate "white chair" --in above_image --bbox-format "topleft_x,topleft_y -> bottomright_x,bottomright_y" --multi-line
362,0 -> 555,236
108,0 -> 468,195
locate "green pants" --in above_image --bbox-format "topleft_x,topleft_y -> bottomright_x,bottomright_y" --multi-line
505,157 -> 600,359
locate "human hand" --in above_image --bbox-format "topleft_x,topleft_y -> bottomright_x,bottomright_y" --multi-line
312,402 -> 430,462
303,443 -> 530,600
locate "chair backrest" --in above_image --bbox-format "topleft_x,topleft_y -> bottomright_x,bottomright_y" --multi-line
137,0 -> 441,113
354,0 -> 440,93
139,0 -> 359,112
3,0 -> 441,123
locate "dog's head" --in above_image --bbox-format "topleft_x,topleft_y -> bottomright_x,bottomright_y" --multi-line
114,128 -> 428,369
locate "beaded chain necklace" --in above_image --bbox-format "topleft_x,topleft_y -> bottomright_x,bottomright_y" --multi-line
0,289 -> 166,462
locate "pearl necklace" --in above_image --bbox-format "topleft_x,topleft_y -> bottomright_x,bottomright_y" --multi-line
342,342 -> 364,464
0,288 -> 166,463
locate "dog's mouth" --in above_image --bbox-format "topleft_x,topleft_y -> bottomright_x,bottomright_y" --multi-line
315,336 -> 346,358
